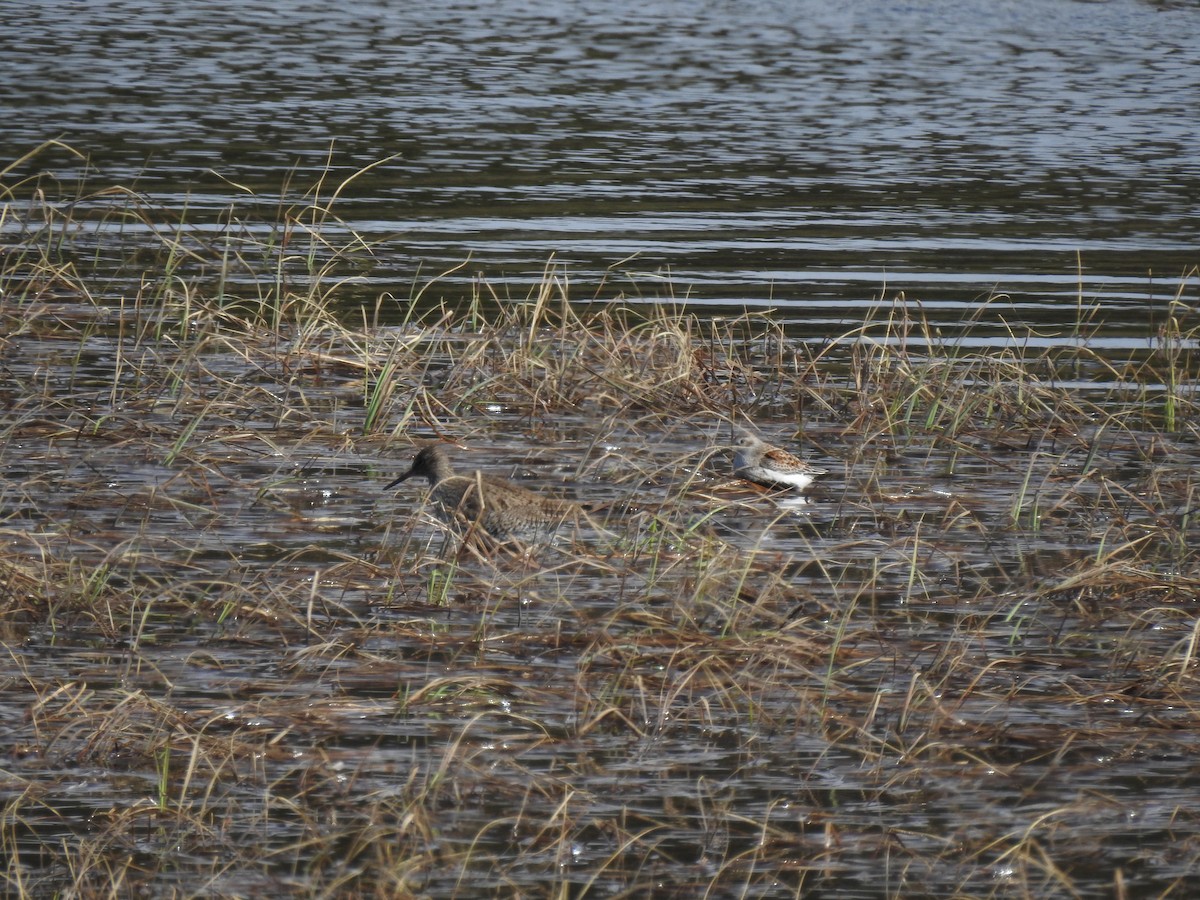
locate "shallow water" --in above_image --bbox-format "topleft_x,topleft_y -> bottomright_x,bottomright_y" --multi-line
3,294 -> 1200,894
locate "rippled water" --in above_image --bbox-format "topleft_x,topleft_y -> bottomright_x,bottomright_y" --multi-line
4,0 -> 1198,330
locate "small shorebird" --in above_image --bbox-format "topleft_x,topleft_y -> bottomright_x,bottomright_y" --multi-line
385,443 -> 580,546
732,428 -> 827,492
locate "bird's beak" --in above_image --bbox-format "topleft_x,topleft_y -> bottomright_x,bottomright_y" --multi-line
383,470 -> 413,491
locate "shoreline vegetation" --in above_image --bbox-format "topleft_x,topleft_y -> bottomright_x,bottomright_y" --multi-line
3,148 -> 1200,896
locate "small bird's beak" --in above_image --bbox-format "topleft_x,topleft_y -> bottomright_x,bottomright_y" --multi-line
383,470 -> 413,491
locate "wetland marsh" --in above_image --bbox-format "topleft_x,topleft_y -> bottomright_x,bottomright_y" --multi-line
2,155 -> 1200,896
5,0 -> 1200,894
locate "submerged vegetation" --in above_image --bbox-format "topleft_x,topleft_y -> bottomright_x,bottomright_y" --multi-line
3,148 -> 1200,896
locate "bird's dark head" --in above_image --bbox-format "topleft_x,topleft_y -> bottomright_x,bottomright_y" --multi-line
384,443 -> 453,490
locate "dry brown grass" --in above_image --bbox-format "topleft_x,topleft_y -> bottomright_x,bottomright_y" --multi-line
3,153 -> 1200,897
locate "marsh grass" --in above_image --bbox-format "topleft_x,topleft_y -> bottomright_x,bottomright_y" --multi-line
3,151 -> 1200,896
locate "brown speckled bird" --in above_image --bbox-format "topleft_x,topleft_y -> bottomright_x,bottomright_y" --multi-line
385,443 -> 580,545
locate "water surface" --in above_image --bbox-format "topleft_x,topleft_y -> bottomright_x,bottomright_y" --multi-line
3,0 -> 1197,329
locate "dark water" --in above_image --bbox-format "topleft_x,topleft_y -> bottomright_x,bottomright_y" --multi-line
3,0 -> 1198,332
